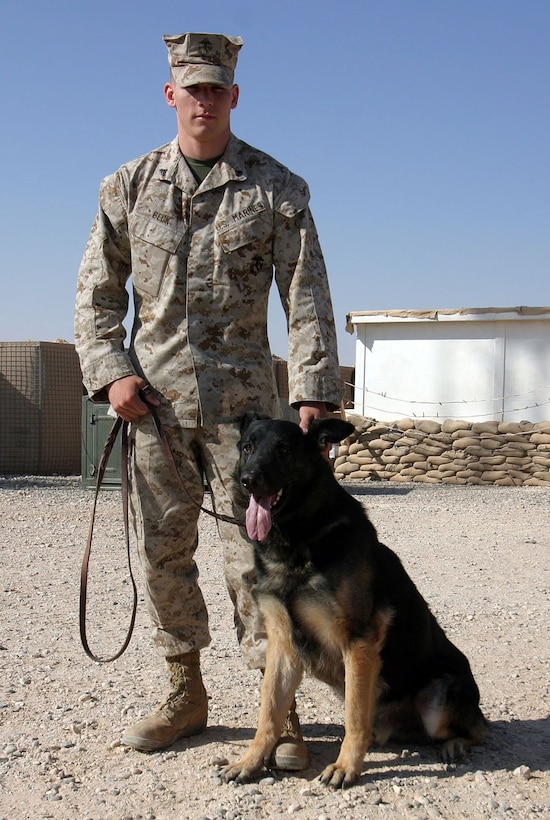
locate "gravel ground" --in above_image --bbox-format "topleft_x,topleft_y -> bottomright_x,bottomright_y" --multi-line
0,475 -> 548,819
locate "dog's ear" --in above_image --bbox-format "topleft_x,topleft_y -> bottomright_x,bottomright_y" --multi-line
309,418 -> 355,450
239,410 -> 271,435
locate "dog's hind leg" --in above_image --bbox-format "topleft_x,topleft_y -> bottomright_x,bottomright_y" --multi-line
416,677 -> 488,763
222,597 -> 303,783
319,614 -> 389,789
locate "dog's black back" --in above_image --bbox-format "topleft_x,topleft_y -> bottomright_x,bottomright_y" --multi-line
237,414 -> 487,751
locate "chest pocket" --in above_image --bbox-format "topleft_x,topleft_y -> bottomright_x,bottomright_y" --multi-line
130,213 -> 185,297
216,206 -> 272,254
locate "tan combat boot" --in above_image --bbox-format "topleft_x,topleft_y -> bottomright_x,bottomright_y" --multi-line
269,699 -> 309,771
122,651 -> 208,752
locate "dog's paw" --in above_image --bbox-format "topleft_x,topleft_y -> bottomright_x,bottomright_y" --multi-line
318,762 -> 360,789
440,737 -> 469,764
221,757 -> 263,784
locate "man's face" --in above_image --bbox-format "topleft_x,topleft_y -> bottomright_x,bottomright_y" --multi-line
164,81 -> 239,150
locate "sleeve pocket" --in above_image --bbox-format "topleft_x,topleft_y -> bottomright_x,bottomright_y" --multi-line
274,173 -> 310,219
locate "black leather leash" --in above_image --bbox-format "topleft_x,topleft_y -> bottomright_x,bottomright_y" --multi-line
79,398 -> 243,663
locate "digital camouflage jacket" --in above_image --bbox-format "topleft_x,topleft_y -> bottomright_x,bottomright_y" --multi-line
75,134 -> 342,426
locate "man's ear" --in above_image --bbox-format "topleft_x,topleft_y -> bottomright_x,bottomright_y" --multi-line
164,82 -> 176,109
309,418 -> 355,450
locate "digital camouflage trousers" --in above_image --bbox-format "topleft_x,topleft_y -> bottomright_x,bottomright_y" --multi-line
128,411 -> 266,669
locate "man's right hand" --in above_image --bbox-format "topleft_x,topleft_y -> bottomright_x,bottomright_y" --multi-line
106,376 -> 160,422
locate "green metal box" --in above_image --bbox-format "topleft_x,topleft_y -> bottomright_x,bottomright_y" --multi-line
81,398 -> 122,489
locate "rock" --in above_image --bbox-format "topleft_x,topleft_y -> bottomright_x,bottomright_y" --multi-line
513,765 -> 532,779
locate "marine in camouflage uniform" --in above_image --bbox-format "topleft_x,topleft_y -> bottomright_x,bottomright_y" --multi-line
74,32 -> 343,761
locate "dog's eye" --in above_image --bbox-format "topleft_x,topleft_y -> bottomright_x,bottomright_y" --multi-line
276,443 -> 291,457
242,442 -> 253,455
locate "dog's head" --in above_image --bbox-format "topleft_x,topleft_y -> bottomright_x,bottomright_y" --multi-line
236,412 -> 355,541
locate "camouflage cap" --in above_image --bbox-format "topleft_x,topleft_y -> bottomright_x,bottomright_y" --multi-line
163,32 -> 243,88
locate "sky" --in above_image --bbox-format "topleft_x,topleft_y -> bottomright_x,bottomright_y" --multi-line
1,0 -> 548,367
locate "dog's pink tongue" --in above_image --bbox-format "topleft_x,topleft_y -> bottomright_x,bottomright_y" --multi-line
246,495 -> 273,541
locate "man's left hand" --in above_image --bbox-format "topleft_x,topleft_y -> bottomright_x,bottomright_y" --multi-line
297,401 -> 328,433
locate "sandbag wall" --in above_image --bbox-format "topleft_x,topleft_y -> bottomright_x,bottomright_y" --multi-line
334,416 -> 550,486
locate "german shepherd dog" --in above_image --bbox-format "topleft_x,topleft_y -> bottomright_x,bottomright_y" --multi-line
222,414 -> 488,788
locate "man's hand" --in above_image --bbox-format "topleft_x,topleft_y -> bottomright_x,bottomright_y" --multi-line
297,401 -> 328,433
106,375 -> 160,422
298,402 -> 332,462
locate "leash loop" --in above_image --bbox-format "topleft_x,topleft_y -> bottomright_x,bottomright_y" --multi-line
79,417 -> 138,663
79,397 -> 243,663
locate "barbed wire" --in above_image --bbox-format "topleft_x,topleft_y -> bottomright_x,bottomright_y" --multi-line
343,382 -> 550,419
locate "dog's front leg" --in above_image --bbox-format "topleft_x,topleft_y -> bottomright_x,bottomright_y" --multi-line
319,636 -> 382,788
222,597 -> 303,783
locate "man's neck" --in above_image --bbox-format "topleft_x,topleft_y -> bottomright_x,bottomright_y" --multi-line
178,132 -> 231,161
